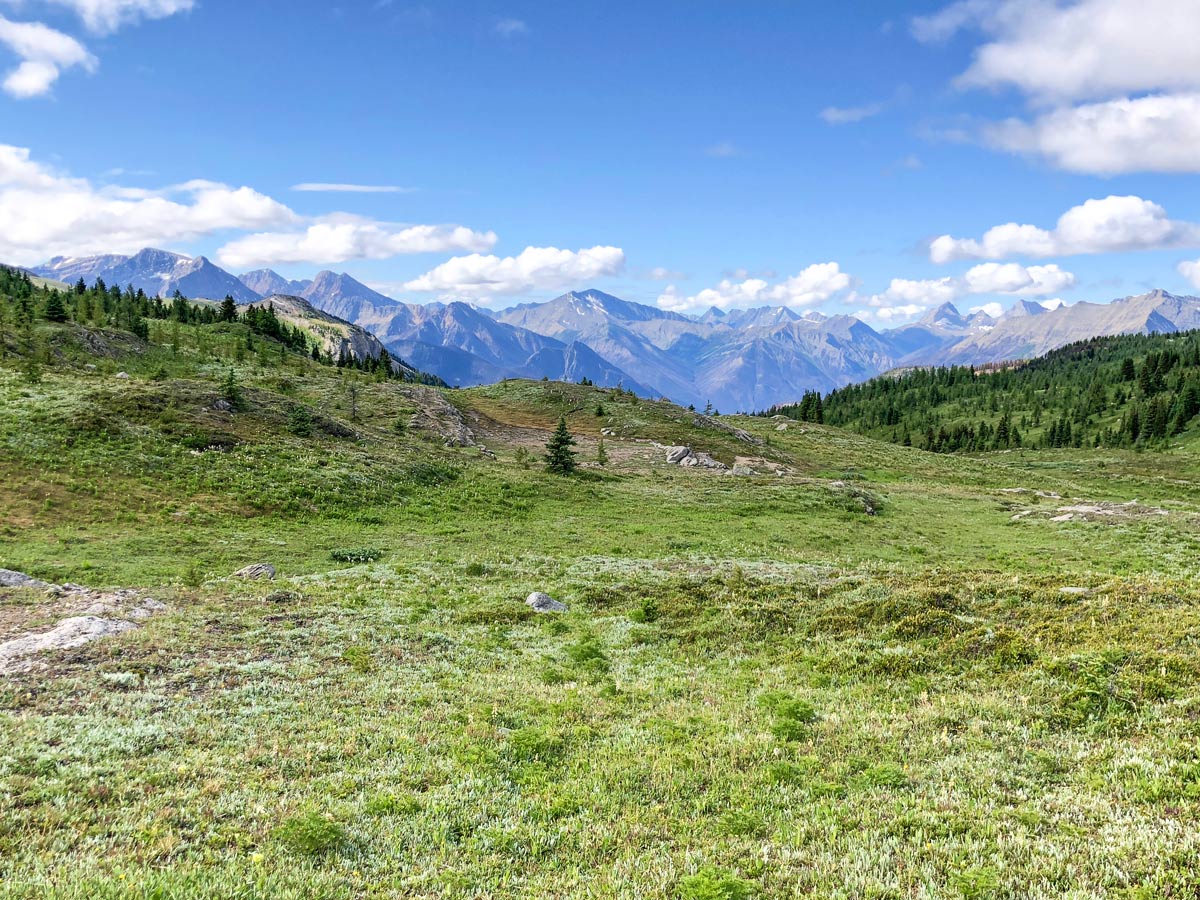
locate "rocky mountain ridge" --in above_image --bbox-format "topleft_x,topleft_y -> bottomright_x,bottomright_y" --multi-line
30,249 -> 1200,410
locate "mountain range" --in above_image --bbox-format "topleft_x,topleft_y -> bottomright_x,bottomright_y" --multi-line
29,249 -> 1200,411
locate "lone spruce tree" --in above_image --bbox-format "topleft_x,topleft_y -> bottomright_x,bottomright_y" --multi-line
544,416 -> 577,475
43,292 -> 68,323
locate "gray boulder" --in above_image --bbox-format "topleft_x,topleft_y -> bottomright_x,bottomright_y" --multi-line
664,446 -> 727,470
526,591 -> 568,613
233,563 -> 276,580
0,569 -> 50,589
665,446 -> 692,464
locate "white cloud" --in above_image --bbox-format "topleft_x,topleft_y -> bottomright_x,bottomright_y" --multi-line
0,0 -> 190,98
983,94 -> 1200,174
1039,298 -> 1068,310
861,277 -> 960,309
657,262 -> 852,313
0,14 -> 96,97
910,0 -> 996,43
494,17 -> 527,37
922,0 -> 1200,103
1178,259 -> 1200,290
856,303 -> 928,323
404,245 -> 625,300
819,103 -> 883,125
0,144 -> 296,264
0,144 -> 496,270
962,262 -> 1075,295
931,196 -> 1200,263
48,0 -> 194,34
291,182 -> 415,194
915,0 -> 1200,173
217,220 -> 497,269
854,262 -> 1075,323
969,301 -> 1004,318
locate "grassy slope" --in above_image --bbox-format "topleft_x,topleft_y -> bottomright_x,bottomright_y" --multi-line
2,323 -> 1199,898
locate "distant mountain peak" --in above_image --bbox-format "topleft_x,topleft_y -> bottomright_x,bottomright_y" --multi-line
1001,299 -> 1049,320
33,248 -> 259,302
919,301 -> 965,328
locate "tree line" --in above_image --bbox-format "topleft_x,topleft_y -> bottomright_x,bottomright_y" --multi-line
0,267 -> 441,384
763,330 -> 1200,452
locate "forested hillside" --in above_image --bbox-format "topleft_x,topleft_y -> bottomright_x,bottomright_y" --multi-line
770,330 -> 1200,453
0,266 -> 439,384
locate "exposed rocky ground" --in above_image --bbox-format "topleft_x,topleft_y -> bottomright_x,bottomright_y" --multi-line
0,575 -> 167,674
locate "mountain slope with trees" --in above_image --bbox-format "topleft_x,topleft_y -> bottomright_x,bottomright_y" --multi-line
777,330 -> 1200,452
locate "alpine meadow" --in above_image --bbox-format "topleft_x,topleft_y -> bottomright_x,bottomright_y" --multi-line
4,1 -> 1200,898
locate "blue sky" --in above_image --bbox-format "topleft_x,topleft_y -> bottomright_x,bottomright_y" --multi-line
5,0 -> 1200,324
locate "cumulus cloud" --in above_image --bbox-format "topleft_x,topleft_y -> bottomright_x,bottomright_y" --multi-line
819,103 -> 883,125
291,182 -> 415,194
403,245 -> 625,300
0,15 -> 96,97
930,196 -> 1200,263
217,220 -> 496,269
857,303 -> 929,323
983,94 -> 1200,174
969,301 -> 1005,318
1178,259 -> 1200,290
0,144 -> 297,264
0,144 -> 497,269
914,0 -> 1200,173
855,262 -> 1075,322
0,0 -> 191,98
656,262 -> 852,313
916,0 -> 1200,103
962,262 -> 1075,295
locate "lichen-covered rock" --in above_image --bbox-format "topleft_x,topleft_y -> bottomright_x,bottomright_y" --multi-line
526,592 -> 568,613
233,563 -> 276,580
0,617 -> 137,674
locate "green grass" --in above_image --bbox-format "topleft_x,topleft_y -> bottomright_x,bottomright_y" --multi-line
2,329 -> 1200,897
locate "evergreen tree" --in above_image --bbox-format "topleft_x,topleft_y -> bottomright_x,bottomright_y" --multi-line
219,295 -> 237,322
544,416 -> 577,475
43,292 -> 68,323
221,368 -> 242,409
597,437 -> 608,466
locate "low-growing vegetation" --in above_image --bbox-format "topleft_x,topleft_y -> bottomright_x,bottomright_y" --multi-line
2,286 -> 1199,897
